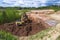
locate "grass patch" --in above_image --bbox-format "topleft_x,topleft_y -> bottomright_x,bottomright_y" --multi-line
0,30 -> 17,40
29,27 -> 53,40
56,36 -> 60,40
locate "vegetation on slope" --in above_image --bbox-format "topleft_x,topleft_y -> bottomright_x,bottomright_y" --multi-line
56,36 -> 60,40
0,8 -> 20,24
29,27 -> 53,40
0,30 -> 17,40
0,8 -> 30,24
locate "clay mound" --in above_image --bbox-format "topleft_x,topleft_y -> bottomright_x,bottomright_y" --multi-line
0,20 -> 49,37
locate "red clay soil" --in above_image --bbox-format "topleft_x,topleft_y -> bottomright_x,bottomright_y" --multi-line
0,19 -> 50,37
0,13 -> 51,37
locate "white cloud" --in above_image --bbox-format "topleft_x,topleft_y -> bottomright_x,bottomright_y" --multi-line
1,0 -> 60,7
1,0 -> 47,7
3,0 -> 16,3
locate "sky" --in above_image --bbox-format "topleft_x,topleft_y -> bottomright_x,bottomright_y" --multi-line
0,0 -> 60,7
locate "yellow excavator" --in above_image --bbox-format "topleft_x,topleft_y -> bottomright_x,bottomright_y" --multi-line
15,13 -> 30,26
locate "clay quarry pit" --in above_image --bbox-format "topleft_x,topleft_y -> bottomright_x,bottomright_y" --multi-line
0,9 -> 59,37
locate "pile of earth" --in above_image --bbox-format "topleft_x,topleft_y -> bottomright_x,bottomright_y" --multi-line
0,19 -> 48,37
0,10 -> 55,37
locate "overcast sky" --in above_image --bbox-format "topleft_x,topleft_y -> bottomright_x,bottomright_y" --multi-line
0,0 -> 60,7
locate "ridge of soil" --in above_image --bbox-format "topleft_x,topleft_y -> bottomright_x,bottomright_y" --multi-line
0,20 -> 49,37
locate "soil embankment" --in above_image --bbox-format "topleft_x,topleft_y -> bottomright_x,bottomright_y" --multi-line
0,20 -> 48,37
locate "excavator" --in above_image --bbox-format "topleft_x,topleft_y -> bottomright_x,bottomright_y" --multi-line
15,13 -> 31,26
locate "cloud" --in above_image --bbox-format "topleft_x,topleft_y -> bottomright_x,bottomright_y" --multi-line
46,0 -> 60,6
0,0 -> 60,7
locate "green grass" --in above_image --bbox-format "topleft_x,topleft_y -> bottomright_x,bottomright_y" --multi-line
56,36 -> 60,40
29,27 -> 53,40
0,8 -> 20,24
0,8 -> 30,24
0,30 -> 18,40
